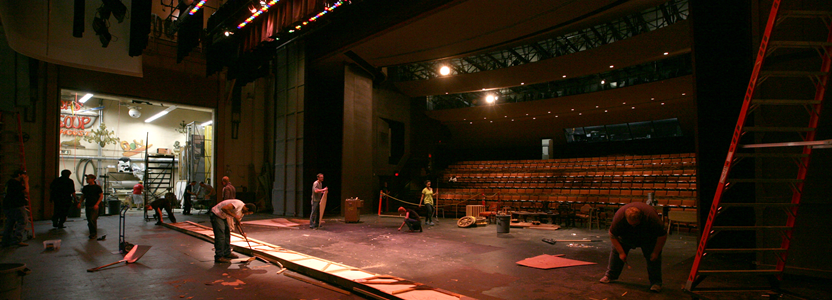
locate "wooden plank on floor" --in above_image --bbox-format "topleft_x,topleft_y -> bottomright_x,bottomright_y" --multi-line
162,221 -> 473,300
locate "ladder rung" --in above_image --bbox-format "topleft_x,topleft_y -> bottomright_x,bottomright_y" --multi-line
697,269 -> 781,275
733,152 -> 809,158
726,178 -> 803,183
743,126 -> 815,132
704,248 -> 787,253
751,99 -> 822,105
712,226 -> 792,231
720,203 -> 798,208
768,41 -> 832,49
759,70 -> 828,77
779,10 -> 832,18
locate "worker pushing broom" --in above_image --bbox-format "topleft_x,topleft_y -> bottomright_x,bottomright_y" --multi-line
208,199 -> 256,263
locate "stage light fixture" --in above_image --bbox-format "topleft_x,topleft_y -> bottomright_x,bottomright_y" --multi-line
144,106 -> 178,123
485,95 -> 496,103
224,31 -> 234,37
79,93 -> 94,104
439,66 -> 451,76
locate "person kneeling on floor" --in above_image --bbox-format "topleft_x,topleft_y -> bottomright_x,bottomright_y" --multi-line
209,199 -> 256,263
397,206 -> 422,233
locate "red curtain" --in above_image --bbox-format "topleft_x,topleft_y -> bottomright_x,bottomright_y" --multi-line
241,0 -> 325,52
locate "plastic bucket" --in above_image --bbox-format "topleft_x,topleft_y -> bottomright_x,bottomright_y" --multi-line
0,263 -> 30,300
496,215 -> 511,233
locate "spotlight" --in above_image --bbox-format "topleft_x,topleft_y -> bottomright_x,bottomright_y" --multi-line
224,31 -> 234,37
485,95 -> 496,103
128,107 -> 141,118
439,66 -> 451,76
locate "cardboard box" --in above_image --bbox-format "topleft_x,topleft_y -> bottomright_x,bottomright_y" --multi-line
157,148 -> 170,154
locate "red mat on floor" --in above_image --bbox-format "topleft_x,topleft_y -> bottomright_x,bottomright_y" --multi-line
516,254 -> 596,269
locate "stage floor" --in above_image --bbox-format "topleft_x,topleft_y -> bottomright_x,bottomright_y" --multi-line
1,211 -> 828,299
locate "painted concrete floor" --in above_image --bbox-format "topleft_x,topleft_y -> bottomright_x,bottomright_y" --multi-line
1,210 -> 828,300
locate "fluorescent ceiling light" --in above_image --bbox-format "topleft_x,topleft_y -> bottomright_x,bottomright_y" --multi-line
200,120 -> 213,127
79,93 -> 94,103
144,105 -> 177,123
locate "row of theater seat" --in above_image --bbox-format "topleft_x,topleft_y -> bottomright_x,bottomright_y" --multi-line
437,153 -> 698,217
449,153 -> 696,171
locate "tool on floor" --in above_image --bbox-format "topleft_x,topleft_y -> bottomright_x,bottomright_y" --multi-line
87,245 -> 151,272
542,238 -> 601,245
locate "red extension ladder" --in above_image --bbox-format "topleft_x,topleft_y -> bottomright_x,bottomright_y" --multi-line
685,1 -> 832,299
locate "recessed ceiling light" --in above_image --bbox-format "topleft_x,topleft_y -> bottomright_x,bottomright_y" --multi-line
483,117 -> 487,119
470,122 -> 473,124
439,66 -> 451,76
555,115 -> 559,118
622,102 -> 626,104
661,103 -> 665,105
504,115 -> 507,118
578,113 -> 582,115
595,105 -> 599,108
563,75 -> 566,78
601,80 -> 605,84
663,52 -> 669,55
445,92 -> 449,94
533,117 -> 536,120
631,107 -> 635,109
651,97 -> 655,100
526,113 -> 529,116
682,93 -> 686,95
490,121 -> 493,123
482,88 -> 486,90
547,111 -> 551,113
609,65 -> 614,68
604,110 -> 608,112
512,119 -> 514,121
571,109 -> 574,111
521,82 -> 524,85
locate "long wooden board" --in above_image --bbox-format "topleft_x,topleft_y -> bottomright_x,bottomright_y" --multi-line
318,191 -> 328,226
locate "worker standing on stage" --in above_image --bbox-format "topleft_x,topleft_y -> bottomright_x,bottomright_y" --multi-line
419,180 -> 437,226
209,199 -> 255,263
600,202 -> 667,293
221,176 -> 236,201
310,173 -> 327,229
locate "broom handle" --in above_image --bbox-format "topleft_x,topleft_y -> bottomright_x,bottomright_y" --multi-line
87,259 -> 126,272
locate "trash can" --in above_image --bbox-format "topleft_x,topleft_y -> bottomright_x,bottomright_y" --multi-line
496,215 -> 511,233
108,200 -> 122,216
0,263 -> 30,300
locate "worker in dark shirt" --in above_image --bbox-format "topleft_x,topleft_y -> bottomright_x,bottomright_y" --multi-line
397,206 -> 422,232
2,170 -> 29,247
599,202 -> 667,293
50,169 -> 77,228
79,174 -> 103,240
183,181 -> 196,215
146,189 -> 177,225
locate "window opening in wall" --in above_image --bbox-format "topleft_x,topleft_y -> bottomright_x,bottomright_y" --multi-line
58,89 -> 215,214
564,118 -> 682,144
